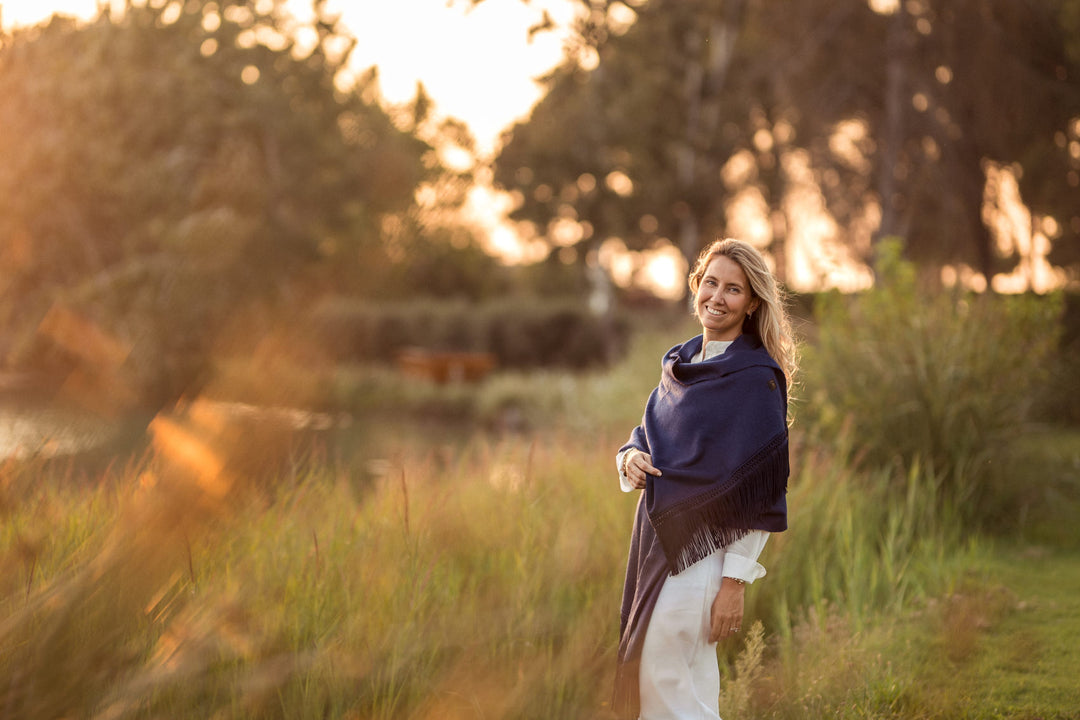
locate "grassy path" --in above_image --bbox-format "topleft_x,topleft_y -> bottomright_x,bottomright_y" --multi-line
834,429 -> 1080,720
967,548 -> 1075,716
923,429 -> 1080,719
915,548 -> 1080,716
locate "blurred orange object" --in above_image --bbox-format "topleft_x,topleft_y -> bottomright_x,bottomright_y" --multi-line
396,348 -> 496,384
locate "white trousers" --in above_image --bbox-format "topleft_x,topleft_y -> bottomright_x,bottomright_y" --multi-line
638,551 -> 724,720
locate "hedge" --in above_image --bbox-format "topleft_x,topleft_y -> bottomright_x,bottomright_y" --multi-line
309,298 -> 630,371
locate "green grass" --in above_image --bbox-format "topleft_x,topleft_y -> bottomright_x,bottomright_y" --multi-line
721,421 -> 1080,720
8,421 -> 1077,719
2,310 -> 1079,719
707,545 -> 1080,720
919,546 -> 1080,718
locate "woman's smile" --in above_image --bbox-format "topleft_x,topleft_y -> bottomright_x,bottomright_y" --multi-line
695,255 -> 759,343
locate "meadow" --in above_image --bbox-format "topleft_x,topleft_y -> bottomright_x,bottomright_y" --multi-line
2,262 -> 1079,719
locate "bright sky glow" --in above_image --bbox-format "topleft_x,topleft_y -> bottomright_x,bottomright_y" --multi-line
0,0 -> 580,270
0,0 -> 574,154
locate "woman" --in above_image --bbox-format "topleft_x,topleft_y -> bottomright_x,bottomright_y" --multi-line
613,238 -> 797,719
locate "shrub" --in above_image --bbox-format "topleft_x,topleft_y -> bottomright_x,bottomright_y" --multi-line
801,239 -> 1062,525
1033,291 -> 1080,426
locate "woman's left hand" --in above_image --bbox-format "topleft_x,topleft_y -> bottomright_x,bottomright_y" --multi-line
708,577 -> 745,642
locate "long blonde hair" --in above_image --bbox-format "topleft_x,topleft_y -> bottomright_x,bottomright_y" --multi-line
689,238 -> 799,382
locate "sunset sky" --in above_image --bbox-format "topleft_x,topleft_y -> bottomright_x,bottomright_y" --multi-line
0,0 -> 575,154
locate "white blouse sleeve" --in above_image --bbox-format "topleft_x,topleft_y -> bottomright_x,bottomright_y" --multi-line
616,448 -> 638,492
721,530 -> 769,583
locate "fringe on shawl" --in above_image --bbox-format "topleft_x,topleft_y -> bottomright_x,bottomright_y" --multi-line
651,431 -> 789,575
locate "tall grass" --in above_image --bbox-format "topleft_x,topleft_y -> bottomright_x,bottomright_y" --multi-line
752,437 -> 969,634
0,281 -> 1071,718
0,416 -> 640,718
0,415 -> 979,717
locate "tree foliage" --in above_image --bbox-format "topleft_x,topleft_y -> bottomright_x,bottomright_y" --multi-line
496,0 -> 760,285
780,0 -> 1080,278
491,0 -> 1080,291
0,1 -> 438,403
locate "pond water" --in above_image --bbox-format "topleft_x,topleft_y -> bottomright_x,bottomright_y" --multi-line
0,397 -> 344,462
0,403 -> 128,459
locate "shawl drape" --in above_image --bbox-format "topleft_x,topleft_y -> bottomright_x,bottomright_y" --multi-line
612,333 -> 789,718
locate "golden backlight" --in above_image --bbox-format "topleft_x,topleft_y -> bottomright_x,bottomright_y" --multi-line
0,0 -> 572,155
1,1 -> 1067,293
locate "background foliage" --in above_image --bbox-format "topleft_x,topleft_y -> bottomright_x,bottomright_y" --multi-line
802,241 -> 1064,524
0,0 -> 493,405
492,0 -> 1080,290
309,298 -> 629,368
1,0 -> 1077,408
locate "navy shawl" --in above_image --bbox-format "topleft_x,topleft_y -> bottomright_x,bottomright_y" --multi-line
612,333 -> 789,718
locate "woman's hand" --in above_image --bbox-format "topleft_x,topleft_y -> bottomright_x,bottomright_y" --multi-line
624,450 -> 661,490
708,577 -> 745,642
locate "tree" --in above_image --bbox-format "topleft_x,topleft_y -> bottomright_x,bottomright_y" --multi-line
0,0 -> 433,405
489,0 -> 1080,293
494,0 -> 767,299
777,0 -> 1080,280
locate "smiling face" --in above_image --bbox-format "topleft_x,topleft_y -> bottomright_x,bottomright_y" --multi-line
695,254 -> 760,343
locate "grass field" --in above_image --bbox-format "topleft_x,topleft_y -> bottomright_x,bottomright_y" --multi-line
1,319 -> 1078,719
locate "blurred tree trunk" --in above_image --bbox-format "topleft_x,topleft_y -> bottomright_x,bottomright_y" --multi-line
676,0 -> 746,292
583,59 -> 621,362
874,6 -> 909,278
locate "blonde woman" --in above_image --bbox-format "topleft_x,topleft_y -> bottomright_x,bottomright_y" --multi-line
613,238 -> 797,719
